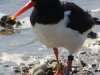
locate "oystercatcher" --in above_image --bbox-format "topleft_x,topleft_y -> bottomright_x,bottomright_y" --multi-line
1,0 -> 100,75
30,0 -> 95,74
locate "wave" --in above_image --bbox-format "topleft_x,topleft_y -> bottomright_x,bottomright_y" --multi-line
89,8 -> 100,13
19,17 -> 32,29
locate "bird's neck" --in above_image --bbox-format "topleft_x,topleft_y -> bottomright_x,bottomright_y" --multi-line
33,1 -> 64,24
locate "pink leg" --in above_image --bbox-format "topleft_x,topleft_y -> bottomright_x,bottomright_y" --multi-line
54,71 -> 64,75
53,48 -> 59,63
53,48 -> 64,75
65,55 -> 74,75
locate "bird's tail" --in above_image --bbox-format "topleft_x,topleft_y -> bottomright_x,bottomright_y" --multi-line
93,17 -> 100,25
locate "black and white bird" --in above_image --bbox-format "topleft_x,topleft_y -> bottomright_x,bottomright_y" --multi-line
29,0 -> 97,74
29,0 -> 100,74
1,0 -> 100,74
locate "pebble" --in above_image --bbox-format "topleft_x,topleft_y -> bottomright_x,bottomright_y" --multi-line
95,69 -> 100,72
79,51 -> 87,55
45,67 -> 54,75
72,69 -> 79,74
3,64 -> 9,67
12,67 -> 21,73
91,64 -> 96,68
87,31 -> 98,39
33,69 -> 45,75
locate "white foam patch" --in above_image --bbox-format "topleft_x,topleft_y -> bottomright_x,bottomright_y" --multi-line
0,13 -> 6,18
19,17 -> 32,29
90,8 -> 100,13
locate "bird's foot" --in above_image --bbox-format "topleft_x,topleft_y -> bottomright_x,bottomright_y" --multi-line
64,70 -> 70,75
63,55 -> 74,75
54,63 -> 64,75
54,71 -> 64,75
63,64 -> 72,75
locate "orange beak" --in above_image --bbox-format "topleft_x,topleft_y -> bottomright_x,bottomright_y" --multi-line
11,0 -> 35,20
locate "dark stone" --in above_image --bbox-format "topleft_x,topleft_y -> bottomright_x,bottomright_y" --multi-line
91,64 -> 96,68
45,68 -> 54,75
95,69 -> 100,72
3,65 -> 9,67
13,67 -> 21,73
22,67 -> 29,72
79,51 -> 87,55
80,60 -> 87,67
72,69 -> 79,74
87,31 -> 98,39
14,69 -> 21,73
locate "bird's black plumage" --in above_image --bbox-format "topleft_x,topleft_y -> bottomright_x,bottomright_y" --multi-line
63,2 -> 95,34
30,0 -> 64,25
30,0 -> 95,34
29,1 -> 100,74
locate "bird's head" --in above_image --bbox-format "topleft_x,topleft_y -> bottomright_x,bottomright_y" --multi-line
33,0 -> 61,9
33,0 -> 59,4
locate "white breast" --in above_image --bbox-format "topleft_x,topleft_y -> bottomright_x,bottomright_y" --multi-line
32,11 -> 91,54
